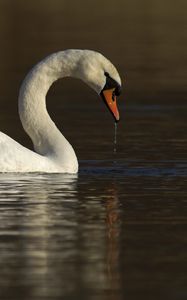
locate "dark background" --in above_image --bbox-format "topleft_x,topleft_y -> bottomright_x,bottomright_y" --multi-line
0,2 -> 187,300
0,0 -> 186,150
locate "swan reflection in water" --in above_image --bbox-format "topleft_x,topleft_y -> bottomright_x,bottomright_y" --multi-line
0,174 -> 122,300
105,183 -> 122,300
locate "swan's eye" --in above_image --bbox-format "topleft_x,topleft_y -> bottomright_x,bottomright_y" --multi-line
103,72 -> 121,96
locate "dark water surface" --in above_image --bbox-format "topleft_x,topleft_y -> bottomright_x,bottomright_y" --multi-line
0,1 -> 187,300
0,105 -> 187,300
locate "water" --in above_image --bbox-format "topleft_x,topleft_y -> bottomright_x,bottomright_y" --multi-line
0,1 -> 187,299
0,105 -> 187,300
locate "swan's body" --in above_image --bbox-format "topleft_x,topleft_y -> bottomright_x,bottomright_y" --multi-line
0,50 -> 121,173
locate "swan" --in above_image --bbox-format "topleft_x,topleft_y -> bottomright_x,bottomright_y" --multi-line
0,49 -> 121,173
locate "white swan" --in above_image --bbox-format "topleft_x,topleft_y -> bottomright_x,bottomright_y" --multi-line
0,49 -> 121,173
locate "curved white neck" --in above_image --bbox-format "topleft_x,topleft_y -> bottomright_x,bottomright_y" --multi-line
18,50 -> 83,170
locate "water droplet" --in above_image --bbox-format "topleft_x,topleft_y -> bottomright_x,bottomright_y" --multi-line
113,122 -> 117,163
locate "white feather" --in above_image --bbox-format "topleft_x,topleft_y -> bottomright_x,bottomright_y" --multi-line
0,49 -> 121,173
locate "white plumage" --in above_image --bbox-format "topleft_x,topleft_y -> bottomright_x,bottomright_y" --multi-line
0,49 -> 121,173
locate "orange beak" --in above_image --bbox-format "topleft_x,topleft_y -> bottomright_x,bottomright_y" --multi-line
101,88 -> 120,122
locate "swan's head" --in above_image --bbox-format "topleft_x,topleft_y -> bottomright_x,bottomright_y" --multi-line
75,50 -> 122,122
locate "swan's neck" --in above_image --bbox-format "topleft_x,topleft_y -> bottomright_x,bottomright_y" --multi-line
18,50 -> 82,171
